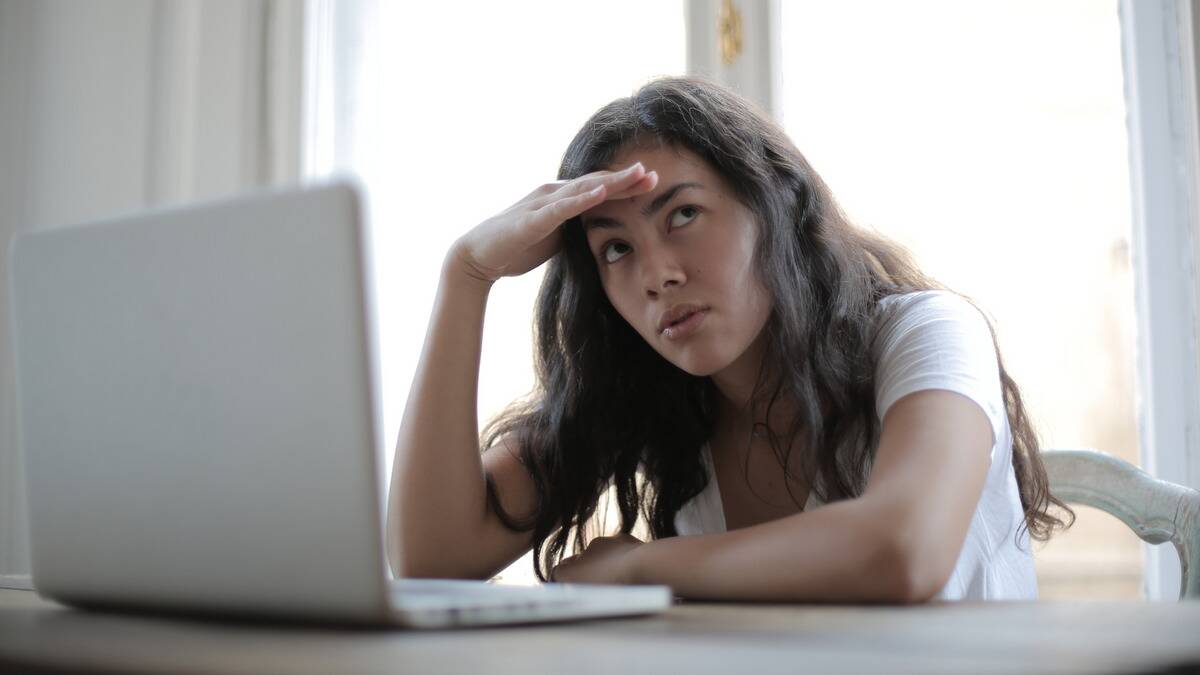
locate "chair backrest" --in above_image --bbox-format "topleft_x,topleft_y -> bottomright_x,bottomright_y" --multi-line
1042,449 -> 1200,600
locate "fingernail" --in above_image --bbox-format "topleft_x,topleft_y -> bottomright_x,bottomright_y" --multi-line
628,162 -> 643,173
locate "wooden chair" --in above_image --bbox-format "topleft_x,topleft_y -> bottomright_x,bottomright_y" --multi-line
1042,449 -> 1200,600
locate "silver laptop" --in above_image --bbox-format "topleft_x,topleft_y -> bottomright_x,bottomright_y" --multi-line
7,179 -> 672,628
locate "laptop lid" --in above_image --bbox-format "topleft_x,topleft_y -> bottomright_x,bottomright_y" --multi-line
8,180 -> 392,621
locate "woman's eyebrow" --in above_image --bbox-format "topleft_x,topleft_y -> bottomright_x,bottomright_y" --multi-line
582,182 -> 705,231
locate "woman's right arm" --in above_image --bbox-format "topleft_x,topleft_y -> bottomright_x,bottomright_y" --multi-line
386,162 -> 657,580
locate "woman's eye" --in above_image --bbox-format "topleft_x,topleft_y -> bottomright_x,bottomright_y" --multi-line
602,242 -> 630,264
670,205 -> 700,229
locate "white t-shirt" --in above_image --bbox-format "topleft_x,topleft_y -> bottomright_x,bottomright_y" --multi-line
672,290 -> 1039,601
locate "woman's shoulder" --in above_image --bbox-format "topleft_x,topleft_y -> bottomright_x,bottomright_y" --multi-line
875,289 -> 984,317
872,290 -> 993,341
869,289 -> 1007,438
869,289 -> 1002,401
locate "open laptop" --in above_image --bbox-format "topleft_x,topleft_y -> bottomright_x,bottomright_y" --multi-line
7,179 -> 672,628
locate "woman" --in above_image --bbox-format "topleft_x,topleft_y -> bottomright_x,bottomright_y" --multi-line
387,76 -> 1074,603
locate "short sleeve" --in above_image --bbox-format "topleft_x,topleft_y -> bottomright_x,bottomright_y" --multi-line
872,291 -> 1007,462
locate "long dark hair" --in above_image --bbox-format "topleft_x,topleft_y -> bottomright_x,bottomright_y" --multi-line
482,76 -> 1074,582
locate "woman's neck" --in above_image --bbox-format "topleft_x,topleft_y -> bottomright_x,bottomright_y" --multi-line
709,330 -> 798,440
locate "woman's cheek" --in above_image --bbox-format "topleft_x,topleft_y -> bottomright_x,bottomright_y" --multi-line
604,282 -> 640,330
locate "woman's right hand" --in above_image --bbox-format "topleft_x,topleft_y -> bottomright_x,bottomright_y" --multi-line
451,162 -> 659,284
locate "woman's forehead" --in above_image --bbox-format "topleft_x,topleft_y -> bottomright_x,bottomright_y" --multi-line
582,155 -> 745,231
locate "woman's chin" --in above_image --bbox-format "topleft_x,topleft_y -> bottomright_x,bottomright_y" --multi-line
662,351 -> 730,378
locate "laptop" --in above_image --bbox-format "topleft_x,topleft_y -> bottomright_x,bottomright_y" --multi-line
7,179 -> 673,628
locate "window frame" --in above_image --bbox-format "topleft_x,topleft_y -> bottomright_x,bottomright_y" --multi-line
1118,0 -> 1200,601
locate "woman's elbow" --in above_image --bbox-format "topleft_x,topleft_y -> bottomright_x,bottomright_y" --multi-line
893,566 -> 944,605
887,537 -> 953,604
855,505 -> 944,604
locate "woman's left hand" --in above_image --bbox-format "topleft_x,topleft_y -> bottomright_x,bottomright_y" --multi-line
550,533 -> 645,585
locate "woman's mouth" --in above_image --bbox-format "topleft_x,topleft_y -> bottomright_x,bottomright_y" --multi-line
661,309 -> 708,341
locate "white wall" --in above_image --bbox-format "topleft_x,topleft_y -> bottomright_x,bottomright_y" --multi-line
0,0 -> 302,577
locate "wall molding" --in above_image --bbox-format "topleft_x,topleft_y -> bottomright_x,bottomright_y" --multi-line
685,0 -> 781,120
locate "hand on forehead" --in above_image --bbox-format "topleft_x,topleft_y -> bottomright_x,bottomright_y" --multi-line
580,145 -> 725,228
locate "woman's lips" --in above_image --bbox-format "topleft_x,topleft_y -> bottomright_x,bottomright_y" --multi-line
661,309 -> 708,341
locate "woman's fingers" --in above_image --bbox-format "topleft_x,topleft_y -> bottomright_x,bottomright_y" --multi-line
531,171 -> 660,230
528,182 -> 609,225
531,163 -> 647,210
604,171 -> 658,201
527,167 -> 658,228
454,162 -> 661,283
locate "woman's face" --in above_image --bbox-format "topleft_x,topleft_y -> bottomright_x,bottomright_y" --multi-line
580,143 -> 774,378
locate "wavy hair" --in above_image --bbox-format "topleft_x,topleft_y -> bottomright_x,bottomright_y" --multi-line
482,76 -> 1074,581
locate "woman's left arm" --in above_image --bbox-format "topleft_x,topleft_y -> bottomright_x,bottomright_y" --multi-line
554,389 -> 992,604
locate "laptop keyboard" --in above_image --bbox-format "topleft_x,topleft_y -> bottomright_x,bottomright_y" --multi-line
386,577 -> 672,626
390,578 -> 545,595
389,577 -> 585,612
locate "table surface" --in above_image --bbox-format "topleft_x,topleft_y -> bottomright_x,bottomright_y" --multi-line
2,589 -> 1199,675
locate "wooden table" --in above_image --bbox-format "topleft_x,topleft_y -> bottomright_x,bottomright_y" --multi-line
1,589 -> 1198,674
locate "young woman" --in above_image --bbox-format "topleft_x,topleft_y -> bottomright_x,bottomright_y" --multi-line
387,76 -> 1074,603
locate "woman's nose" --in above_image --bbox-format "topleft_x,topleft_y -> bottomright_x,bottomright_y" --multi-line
640,247 -> 686,297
